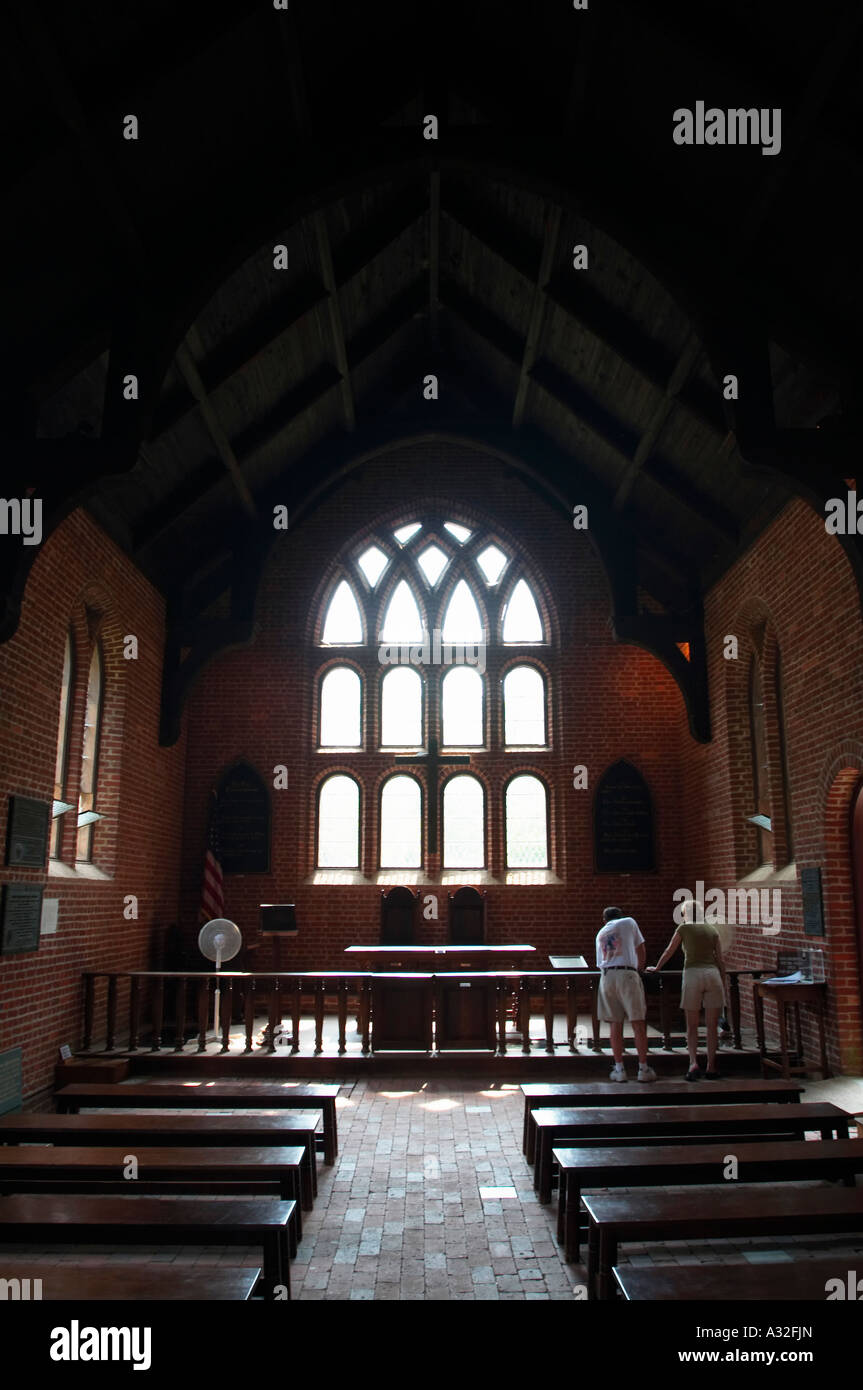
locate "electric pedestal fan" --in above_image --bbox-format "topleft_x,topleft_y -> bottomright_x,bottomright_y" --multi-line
198,918 -> 242,1037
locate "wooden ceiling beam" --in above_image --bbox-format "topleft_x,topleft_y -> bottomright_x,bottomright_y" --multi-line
174,332 -> 258,519
442,277 -> 738,546
512,203 -> 561,428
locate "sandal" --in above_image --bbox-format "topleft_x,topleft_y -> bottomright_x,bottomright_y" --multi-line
685,1066 -> 701,1081
704,1069 -> 721,1080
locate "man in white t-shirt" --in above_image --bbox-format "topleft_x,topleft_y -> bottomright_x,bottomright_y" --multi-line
595,906 -> 656,1082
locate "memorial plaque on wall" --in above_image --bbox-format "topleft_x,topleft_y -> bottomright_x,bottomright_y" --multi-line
800,867 -> 825,937
594,760 -> 655,872
1,883 -> 44,955
0,1046 -> 23,1116
217,762 -> 270,874
5,795 -> 49,867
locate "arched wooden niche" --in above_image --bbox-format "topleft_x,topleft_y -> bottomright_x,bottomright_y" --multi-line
594,760 -> 655,873
216,760 -> 271,874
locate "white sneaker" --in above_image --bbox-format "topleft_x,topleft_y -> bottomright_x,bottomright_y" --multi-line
637,1064 -> 657,1082
609,1063 -> 627,1081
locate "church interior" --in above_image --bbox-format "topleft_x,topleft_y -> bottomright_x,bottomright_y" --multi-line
2,0 -> 863,1337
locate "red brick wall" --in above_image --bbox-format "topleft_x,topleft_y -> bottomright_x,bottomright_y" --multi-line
180,442 -> 689,976
0,511 -> 186,1099
679,497 -> 863,1072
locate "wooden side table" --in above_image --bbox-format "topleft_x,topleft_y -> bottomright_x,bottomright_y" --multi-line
753,980 -> 830,1079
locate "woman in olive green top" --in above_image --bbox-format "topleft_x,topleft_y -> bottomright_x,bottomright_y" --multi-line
648,901 -> 726,1080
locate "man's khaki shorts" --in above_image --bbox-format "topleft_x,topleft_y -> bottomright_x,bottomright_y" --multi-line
597,969 -> 646,1022
680,965 -> 724,1011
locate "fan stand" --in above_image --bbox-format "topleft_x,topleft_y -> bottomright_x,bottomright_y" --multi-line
212,943 -> 223,1037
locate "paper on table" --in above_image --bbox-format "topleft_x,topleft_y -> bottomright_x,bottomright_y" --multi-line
761,970 -> 804,985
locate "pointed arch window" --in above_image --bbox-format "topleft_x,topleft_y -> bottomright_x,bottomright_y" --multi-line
503,666 -> 546,746
314,517 -> 555,877
774,650 -> 794,862
380,579 -> 424,643
51,630 -> 75,860
443,774 -> 485,868
505,775 -> 549,868
748,654 -> 771,867
319,668 -> 362,748
317,774 -> 360,867
380,775 -> 422,868
502,579 -> 543,642
441,579 -> 484,644
380,668 -> 423,747
322,580 -> 364,644
76,642 -> 104,862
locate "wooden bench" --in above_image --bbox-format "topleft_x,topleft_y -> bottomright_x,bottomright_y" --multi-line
554,1137 -> 863,1260
521,1079 -> 804,1162
0,1144 -> 306,1249
532,1101 -> 852,1204
0,1263 -> 261,1301
54,1082 -> 340,1164
0,1113 -> 318,1211
583,1186 -> 863,1300
613,1258 -> 863,1302
0,1195 -> 295,1298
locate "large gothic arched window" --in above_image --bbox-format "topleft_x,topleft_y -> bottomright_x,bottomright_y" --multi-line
313,516 -> 554,879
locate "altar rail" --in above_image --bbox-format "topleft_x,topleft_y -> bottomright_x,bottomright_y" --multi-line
74,968 -> 743,1058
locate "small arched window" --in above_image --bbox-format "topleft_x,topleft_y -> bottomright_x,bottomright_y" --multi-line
502,579 -> 543,642
319,668 -> 362,747
748,654 -> 771,867
322,580 -> 364,644
442,774 -> 485,868
51,630 -> 75,859
380,668 -> 423,747
380,775 -> 422,868
503,666 -> 546,745
317,774 -> 361,868
505,774 -> 548,868
441,667 -> 484,747
76,642 -> 104,862
380,579 -> 424,643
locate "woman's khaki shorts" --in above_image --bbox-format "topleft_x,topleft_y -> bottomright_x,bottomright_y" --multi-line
598,969 -> 646,1022
680,966 -> 724,1011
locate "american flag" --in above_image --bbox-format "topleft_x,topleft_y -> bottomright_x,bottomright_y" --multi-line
200,789 -> 224,922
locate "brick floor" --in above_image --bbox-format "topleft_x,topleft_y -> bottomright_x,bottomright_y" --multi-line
2,1073 -> 862,1300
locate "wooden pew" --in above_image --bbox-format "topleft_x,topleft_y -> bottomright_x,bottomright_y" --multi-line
54,1082 -> 340,1164
0,1113 -> 318,1211
614,1258 -> 863,1302
532,1102 -> 852,1204
0,1263 -> 261,1301
0,1195 -> 295,1299
0,1144 -> 306,1248
554,1137 -> 863,1260
521,1079 -> 804,1162
583,1186 -> 863,1300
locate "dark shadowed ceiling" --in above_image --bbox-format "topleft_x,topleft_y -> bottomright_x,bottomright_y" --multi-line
2,0 -> 862,736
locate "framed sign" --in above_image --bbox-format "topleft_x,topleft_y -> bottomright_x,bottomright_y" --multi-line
800,867 -> 825,937
0,1046 -> 23,1117
5,795 -> 49,867
217,762 -> 271,874
1,883 -> 43,955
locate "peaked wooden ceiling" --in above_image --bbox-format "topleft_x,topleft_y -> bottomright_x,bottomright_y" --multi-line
3,0 -> 862,739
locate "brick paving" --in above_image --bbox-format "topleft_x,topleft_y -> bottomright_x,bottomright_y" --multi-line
2,1073 -> 862,1300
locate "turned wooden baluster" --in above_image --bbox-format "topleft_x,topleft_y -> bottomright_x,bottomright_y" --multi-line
314,979 -> 325,1055
590,975 -> 601,1051
266,977 -> 280,1053
129,976 -> 141,1051
244,977 -> 256,1053
82,974 -> 96,1053
220,976 -> 233,1053
173,976 -> 187,1052
197,977 -> 210,1052
291,978 -> 301,1054
519,978 -> 531,1054
566,976 -> 578,1052
543,975 -> 555,1054
150,975 -> 164,1052
658,974 -> 673,1050
497,980 -> 508,1055
106,975 -> 118,1052
337,980 -> 347,1056
360,977 -> 371,1055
